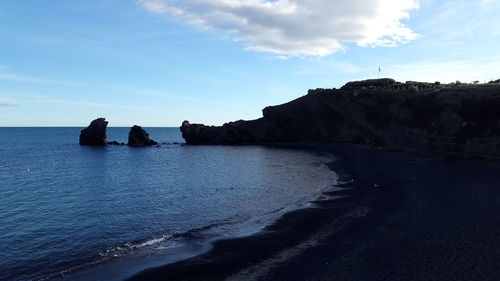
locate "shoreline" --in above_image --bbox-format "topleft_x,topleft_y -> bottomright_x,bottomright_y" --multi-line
126,143 -> 500,281
125,143 -> 404,281
49,143 -> 337,281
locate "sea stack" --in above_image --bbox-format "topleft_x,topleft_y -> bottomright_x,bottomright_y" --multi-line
79,118 -> 108,146
127,125 -> 158,147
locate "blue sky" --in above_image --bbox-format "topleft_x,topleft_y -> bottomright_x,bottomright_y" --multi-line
1,0 -> 499,126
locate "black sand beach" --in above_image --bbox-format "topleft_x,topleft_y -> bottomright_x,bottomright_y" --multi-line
127,144 -> 500,281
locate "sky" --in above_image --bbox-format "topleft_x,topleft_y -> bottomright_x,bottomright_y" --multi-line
1,0 -> 499,126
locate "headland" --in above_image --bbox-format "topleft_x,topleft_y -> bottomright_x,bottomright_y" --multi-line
181,78 -> 500,160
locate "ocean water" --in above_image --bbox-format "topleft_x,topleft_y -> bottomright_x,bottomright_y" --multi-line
0,127 -> 335,281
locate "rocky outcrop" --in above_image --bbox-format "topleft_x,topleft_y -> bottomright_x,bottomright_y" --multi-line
127,125 -> 158,147
107,141 -> 125,145
180,79 -> 500,160
180,120 -> 263,144
341,78 -> 396,89
79,118 -> 108,146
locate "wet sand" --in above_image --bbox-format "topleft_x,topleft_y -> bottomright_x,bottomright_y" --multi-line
127,144 -> 500,281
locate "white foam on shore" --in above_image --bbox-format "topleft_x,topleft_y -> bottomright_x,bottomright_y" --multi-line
98,234 -> 175,258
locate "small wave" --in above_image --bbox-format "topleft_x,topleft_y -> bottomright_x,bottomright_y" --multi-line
99,234 -> 175,258
333,177 -> 354,185
184,218 -> 242,236
38,234 -> 176,281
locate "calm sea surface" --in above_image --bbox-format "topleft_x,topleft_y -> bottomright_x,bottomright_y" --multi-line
0,127 -> 335,281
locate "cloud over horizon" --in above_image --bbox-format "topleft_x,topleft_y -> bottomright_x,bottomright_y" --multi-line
138,0 -> 419,56
0,72 -> 78,85
0,103 -> 18,107
0,99 -> 18,107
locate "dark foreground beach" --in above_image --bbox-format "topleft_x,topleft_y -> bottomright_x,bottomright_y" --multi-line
127,144 -> 500,281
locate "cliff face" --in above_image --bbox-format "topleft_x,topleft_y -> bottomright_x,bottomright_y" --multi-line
181,80 -> 500,160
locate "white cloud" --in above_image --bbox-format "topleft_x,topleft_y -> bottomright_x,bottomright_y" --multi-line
0,103 -> 18,107
138,0 -> 419,56
385,59 -> 500,83
297,59 -> 365,75
0,72 -> 78,85
0,98 -> 18,107
105,83 -> 172,97
33,98 -> 158,111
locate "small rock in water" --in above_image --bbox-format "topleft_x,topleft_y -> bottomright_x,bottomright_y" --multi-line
107,141 -> 124,145
127,125 -> 158,147
79,118 -> 108,146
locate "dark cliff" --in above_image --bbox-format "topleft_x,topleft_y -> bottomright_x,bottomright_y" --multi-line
181,79 -> 500,160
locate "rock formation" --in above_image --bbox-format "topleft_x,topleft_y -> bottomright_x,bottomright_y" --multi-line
107,141 -> 125,145
180,120 -> 261,145
180,79 -> 500,160
127,125 -> 158,147
79,118 -> 108,146
341,78 -> 396,89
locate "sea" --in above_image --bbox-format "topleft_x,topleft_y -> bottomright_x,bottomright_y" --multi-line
0,127 -> 336,281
